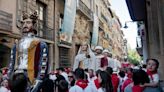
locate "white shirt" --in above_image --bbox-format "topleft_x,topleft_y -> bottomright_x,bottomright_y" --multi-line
69,85 -> 93,92
49,74 -> 57,81
89,79 -> 98,92
149,73 -> 159,83
108,57 -> 115,68
98,88 -> 106,92
113,59 -> 121,70
61,72 -> 69,82
0,87 -> 10,92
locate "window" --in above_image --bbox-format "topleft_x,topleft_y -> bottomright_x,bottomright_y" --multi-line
59,13 -> 64,30
36,1 -> 47,37
16,0 -> 28,28
23,0 -> 27,12
96,5 -> 98,16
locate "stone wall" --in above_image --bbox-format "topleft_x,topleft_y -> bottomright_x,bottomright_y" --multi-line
74,14 -> 92,44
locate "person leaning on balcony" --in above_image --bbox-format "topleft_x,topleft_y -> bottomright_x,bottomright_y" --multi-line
7,11 -> 49,92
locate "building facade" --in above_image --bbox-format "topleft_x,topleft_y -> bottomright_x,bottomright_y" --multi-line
54,0 -> 126,68
126,0 -> 164,79
0,0 -> 126,70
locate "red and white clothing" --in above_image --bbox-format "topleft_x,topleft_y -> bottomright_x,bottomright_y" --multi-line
111,74 -> 119,92
146,70 -> 159,83
132,85 -> 144,92
121,78 -> 133,92
121,62 -> 130,68
124,83 -> 144,92
97,88 -> 105,92
69,79 -> 93,92
94,55 -> 104,71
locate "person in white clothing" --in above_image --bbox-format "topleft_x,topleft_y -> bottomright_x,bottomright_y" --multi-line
143,58 -> 160,92
113,56 -> 121,71
69,68 -> 93,92
0,78 -> 10,92
94,46 -> 104,71
102,49 -> 114,69
58,67 -> 69,83
73,43 -> 96,71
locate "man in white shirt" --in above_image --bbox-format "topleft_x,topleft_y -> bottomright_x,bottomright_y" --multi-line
69,68 -> 93,92
58,67 -> 69,83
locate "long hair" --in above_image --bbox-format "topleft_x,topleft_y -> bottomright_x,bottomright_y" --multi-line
133,69 -> 150,85
99,71 -> 113,92
10,73 -> 28,92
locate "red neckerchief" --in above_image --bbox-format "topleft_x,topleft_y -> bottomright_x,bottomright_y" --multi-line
127,72 -> 133,79
132,85 -> 144,92
94,78 -> 100,89
147,69 -> 157,80
76,79 -> 88,89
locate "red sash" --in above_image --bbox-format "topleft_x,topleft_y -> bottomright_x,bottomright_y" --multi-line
94,78 -> 100,89
132,85 -> 144,92
76,79 -> 88,89
147,69 -> 157,80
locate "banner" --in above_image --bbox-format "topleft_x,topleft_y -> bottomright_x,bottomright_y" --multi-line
60,0 -> 77,44
91,13 -> 99,47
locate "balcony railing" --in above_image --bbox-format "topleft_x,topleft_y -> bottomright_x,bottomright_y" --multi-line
37,26 -> 54,41
136,37 -> 143,56
136,37 -> 142,48
99,20 -> 104,29
0,10 -> 12,31
77,0 -> 93,19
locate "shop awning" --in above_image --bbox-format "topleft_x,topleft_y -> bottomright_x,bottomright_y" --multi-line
125,0 -> 146,21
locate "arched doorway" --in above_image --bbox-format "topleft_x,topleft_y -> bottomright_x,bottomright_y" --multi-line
0,44 -> 10,68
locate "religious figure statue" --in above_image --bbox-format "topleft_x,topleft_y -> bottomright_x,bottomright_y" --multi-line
8,11 -> 48,92
73,43 -> 96,71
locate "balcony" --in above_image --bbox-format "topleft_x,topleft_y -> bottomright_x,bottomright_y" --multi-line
99,20 -> 104,29
136,37 -> 143,56
77,0 -> 93,20
0,10 -> 12,32
37,26 -> 54,41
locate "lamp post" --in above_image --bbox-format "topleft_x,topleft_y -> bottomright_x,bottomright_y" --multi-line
123,21 -> 135,29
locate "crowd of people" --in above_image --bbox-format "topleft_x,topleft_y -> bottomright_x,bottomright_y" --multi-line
0,45 -> 162,92
0,58 -> 161,92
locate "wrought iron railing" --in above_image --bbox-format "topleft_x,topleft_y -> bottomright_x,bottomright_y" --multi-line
99,20 -> 104,29
77,0 -> 93,19
0,10 -> 12,31
37,26 -> 54,41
